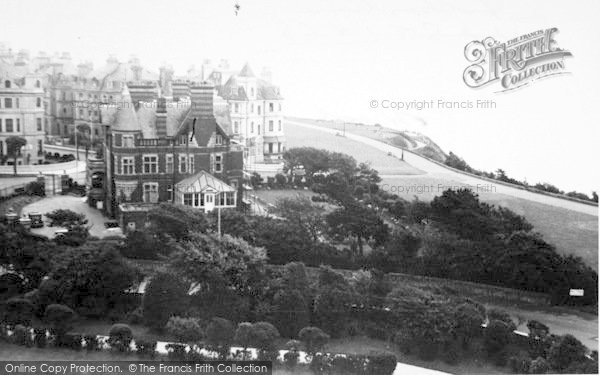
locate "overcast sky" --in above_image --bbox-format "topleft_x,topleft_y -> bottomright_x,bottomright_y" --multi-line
2,0 -> 598,194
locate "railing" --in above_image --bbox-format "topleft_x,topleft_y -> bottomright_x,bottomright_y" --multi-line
135,138 -> 176,147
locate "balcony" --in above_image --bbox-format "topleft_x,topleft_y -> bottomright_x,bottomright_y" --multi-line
135,138 -> 176,147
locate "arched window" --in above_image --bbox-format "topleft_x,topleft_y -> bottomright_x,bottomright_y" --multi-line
4,80 -> 11,88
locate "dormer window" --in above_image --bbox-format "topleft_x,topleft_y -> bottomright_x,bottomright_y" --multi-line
216,134 -> 223,145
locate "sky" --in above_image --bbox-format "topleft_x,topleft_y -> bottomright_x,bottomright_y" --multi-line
1,0 -> 599,194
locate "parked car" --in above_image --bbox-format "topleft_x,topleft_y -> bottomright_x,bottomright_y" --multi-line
28,212 -> 44,228
104,220 -> 120,229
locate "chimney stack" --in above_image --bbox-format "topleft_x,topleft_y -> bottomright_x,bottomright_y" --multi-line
156,97 -> 167,138
190,83 -> 215,118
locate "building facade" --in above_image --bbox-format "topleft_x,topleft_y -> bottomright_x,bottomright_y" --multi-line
94,82 -> 243,231
0,52 -> 46,165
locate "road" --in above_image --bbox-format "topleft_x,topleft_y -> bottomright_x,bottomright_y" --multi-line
286,119 -> 597,216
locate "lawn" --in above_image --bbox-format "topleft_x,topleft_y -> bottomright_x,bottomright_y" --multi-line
285,120 -> 599,270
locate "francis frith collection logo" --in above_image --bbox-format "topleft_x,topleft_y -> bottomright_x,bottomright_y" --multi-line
463,28 -> 572,92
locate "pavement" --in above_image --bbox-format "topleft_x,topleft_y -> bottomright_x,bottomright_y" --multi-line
20,195 -> 122,239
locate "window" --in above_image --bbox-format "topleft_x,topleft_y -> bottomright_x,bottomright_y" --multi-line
278,120 -> 282,131
4,80 -> 10,88
35,80 -> 41,88
278,142 -> 282,153
16,119 -> 20,132
143,183 -> 159,203
36,98 -> 42,107
179,154 -> 188,173
188,155 -> 194,174
4,98 -> 12,108
143,154 -> 158,174
94,128 -> 99,136
234,103 -> 239,113
226,192 -> 235,206
217,192 -> 225,206
0,119 -> 2,132
16,98 -> 19,108
36,118 -> 42,131
257,124 -> 261,135
250,104 -> 254,113
121,157 -> 134,175
250,122 -> 254,133
269,103 -> 274,112
233,122 -> 239,134
268,143 -> 273,154
123,135 -> 134,147
258,105 -> 261,115
114,134 -> 122,147
37,140 -> 43,154
183,193 -> 193,206
216,134 -> 223,145
165,154 -> 174,173
214,154 -> 223,172
250,88 -> 254,97
269,120 -> 274,132
78,109 -> 83,117
5,119 -> 13,132
167,184 -> 174,201
278,103 -> 282,111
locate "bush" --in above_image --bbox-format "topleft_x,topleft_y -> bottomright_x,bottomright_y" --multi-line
121,231 -> 160,260
33,328 -> 47,348
166,343 -> 187,360
547,334 -> 587,372
57,333 -> 82,351
142,273 -> 189,329
283,340 -> 301,369
508,353 -> 531,374
299,326 -> 330,356
205,317 -> 235,359
135,339 -> 157,358
12,324 -> 31,346
366,352 -> 397,375
3,298 -> 34,326
275,173 -> 287,187
25,181 -> 45,197
528,357 -> 550,374
84,334 -> 100,351
165,316 -> 204,343
44,304 -> 76,336
108,324 -> 133,352
45,209 -> 86,227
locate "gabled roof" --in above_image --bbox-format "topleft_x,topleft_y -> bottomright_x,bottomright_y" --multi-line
176,170 -> 236,193
238,63 -> 255,77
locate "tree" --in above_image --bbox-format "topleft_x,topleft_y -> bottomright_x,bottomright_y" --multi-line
147,203 -> 209,241
274,196 -> 326,243
547,334 -> 587,371
40,242 -> 138,317
298,327 -> 330,356
142,273 -> 189,329
2,298 -> 34,326
283,147 -> 330,182
326,201 -> 389,256
108,324 -> 133,352
205,317 -> 235,359
248,322 -> 280,359
5,136 -> 27,175
272,288 -> 309,338
483,320 -> 513,358
453,303 -> 485,348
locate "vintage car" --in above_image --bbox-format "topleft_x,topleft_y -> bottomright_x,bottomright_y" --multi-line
28,212 -> 44,228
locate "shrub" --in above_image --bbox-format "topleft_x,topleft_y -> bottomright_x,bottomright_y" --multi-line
484,320 -> 513,354
33,328 -> 47,348
488,309 -> 516,330
453,303 -> 485,348
166,316 -> 204,343
366,352 -> 397,375
528,357 -> 550,374
3,298 -> 34,326
25,181 -> 45,196
121,231 -> 160,259
44,304 -> 76,336
299,326 -> 330,356
84,334 -> 100,351
45,209 -> 86,227
547,334 -> 587,371
205,317 -> 235,359
12,325 -> 31,346
508,353 -> 531,374
142,273 -> 189,329
57,333 -> 82,350
135,339 -> 157,358
526,320 -> 549,339
275,173 -> 287,187
108,324 -> 133,352
283,340 -> 301,369
166,343 -> 187,360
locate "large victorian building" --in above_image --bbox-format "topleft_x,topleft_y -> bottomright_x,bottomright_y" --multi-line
0,49 -> 46,165
92,82 -> 243,231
